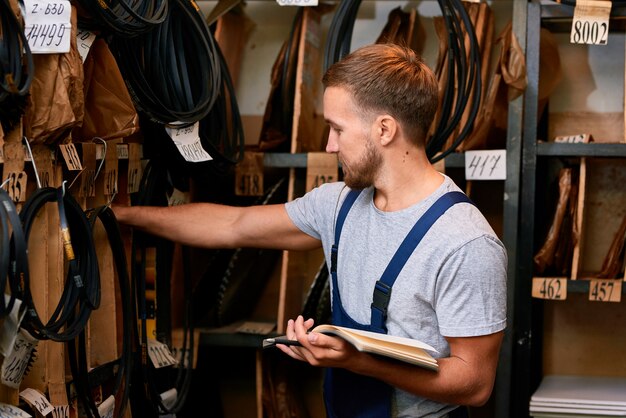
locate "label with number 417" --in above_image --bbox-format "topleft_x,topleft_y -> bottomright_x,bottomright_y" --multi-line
464,150 -> 506,180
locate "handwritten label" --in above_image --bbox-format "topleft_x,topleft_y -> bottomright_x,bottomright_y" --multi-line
465,149 -> 506,180
104,142 -> 118,196
275,0 -> 318,5
235,151 -> 264,196
167,188 -> 189,207
127,143 -> 142,194
166,122 -> 212,163
33,144 -> 54,187
5,171 -> 28,203
97,395 -> 115,418
306,152 -> 338,192
23,0 -> 71,54
116,143 -> 129,160
59,144 -> 82,171
588,279 -> 621,302
51,405 -> 69,418
147,338 -> 178,369
20,388 -> 54,417
1,329 -> 38,388
0,403 -> 31,418
570,0 -> 611,45
76,28 -> 96,62
532,277 -> 567,300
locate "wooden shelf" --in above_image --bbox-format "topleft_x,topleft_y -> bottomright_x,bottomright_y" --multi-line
537,142 -> 626,158
568,279 -> 625,294
198,323 -> 278,349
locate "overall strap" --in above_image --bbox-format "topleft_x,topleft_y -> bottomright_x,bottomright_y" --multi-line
370,191 -> 473,332
330,189 -> 362,274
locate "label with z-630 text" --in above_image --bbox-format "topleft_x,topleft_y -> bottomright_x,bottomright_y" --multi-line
166,122 -> 212,163
23,0 -> 71,53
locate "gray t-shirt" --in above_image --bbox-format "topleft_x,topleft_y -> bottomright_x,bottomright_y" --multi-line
285,175 -> 507,418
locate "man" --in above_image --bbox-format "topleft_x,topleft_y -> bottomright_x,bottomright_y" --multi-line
114,43 -> 507,418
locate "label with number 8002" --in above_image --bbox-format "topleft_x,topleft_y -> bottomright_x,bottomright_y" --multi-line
570,0 -> 611,45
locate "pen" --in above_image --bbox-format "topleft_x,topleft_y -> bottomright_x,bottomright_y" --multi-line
262,336 -> 303,348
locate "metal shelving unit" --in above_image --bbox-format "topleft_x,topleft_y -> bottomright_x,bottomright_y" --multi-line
510,1 -> 626,417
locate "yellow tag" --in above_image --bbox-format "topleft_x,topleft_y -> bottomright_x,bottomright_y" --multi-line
570,0 -> 611,45
306,152 -> 338,192
532,277 -> 567,300
235,151 -> 264,196
588,279 -> 621,302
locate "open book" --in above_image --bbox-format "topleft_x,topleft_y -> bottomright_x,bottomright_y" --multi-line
263,324 -> 439,371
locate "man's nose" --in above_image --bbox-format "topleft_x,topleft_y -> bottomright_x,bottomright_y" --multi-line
326,135 -> 338,153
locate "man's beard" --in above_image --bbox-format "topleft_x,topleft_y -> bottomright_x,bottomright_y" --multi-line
341,137 -> 382,189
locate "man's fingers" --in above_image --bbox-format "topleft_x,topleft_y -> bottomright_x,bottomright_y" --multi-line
276,344 -> 306,361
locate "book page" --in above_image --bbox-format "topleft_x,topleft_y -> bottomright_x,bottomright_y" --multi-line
313,325 -> 439,370
313,325 -> 438,353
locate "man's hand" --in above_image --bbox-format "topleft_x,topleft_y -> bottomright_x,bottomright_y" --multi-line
276,315 -> 362,369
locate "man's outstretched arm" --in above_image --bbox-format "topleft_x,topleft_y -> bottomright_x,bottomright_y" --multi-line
113,202 -> 321,251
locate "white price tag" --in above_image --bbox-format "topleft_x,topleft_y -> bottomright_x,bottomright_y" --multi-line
160,388 -> 177,410
570,0 -> 611,46
0,403 -> 31,418
464,150 -> 506,180
166,122 -> 212,163
275,0 -> 318,6
76,28 -> 96,62
1,329 -> 38,389
147,338 -> 178,369
23,0 -> 71,54
167,188 -> 190,207
97,395 -> 115,418
19,388 -> 54,417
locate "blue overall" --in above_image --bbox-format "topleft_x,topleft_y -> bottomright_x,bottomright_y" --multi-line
323,189 -> 472,418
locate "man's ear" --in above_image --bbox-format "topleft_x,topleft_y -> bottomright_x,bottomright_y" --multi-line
376,115 -> 397,146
